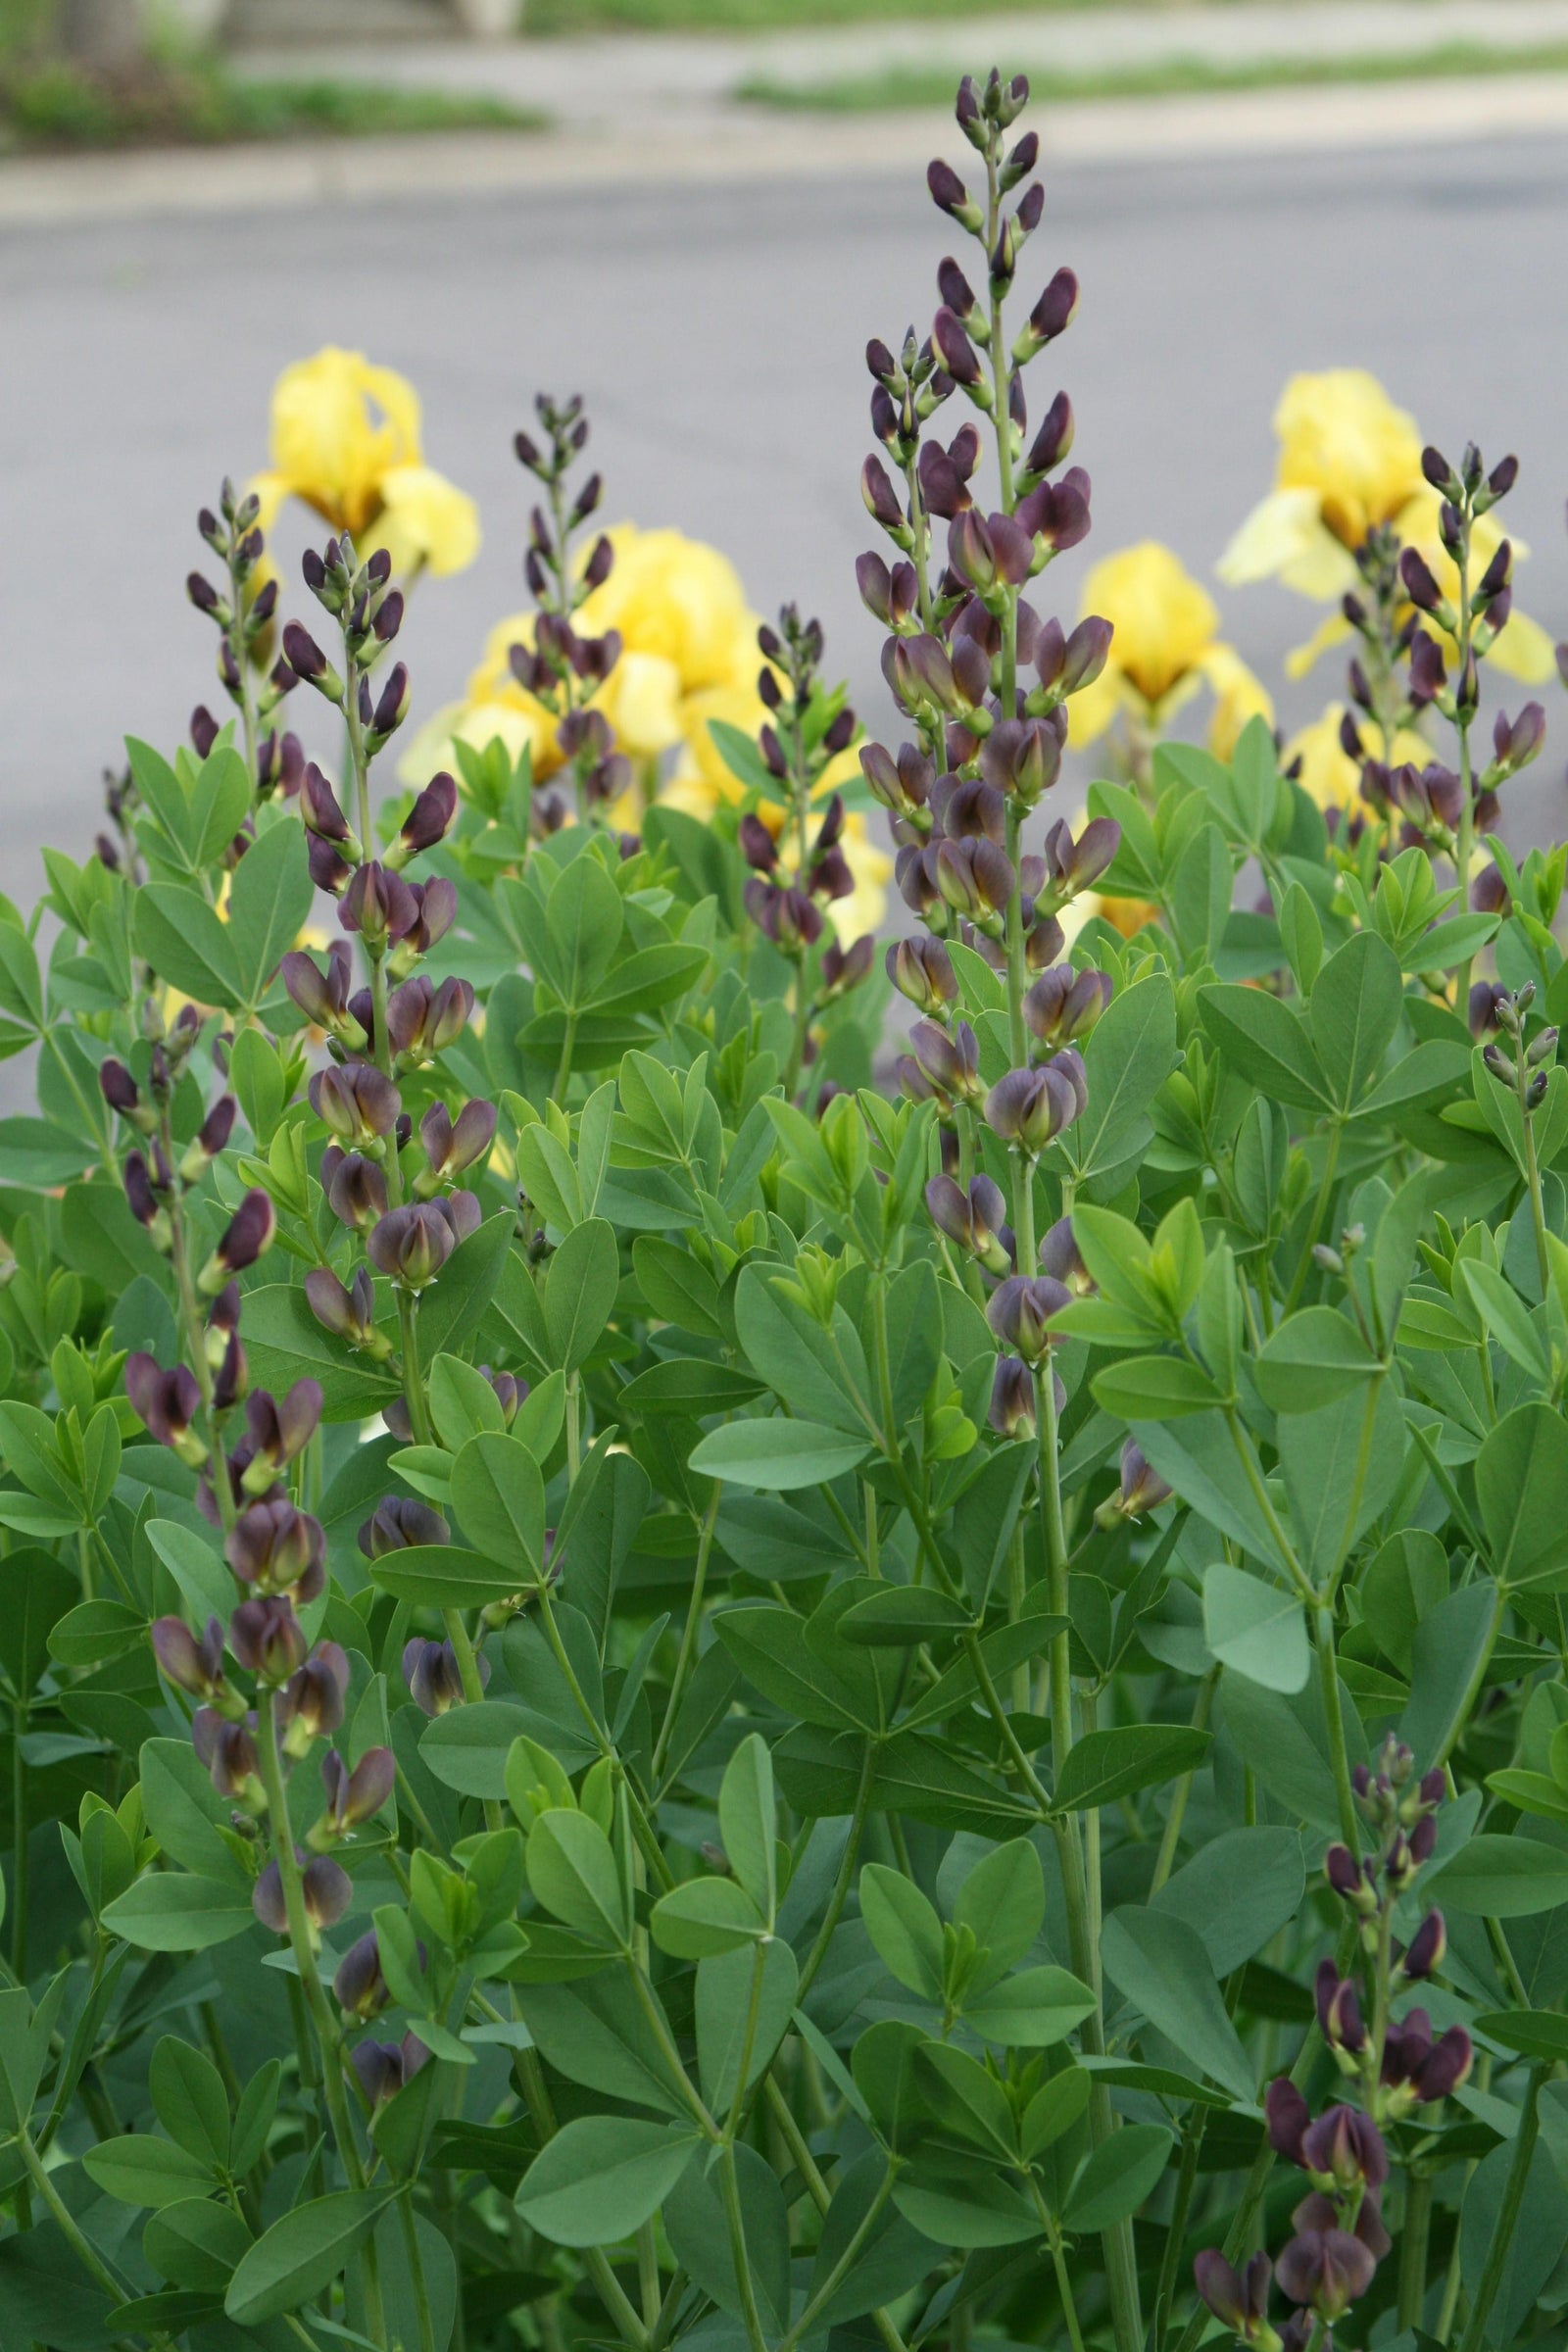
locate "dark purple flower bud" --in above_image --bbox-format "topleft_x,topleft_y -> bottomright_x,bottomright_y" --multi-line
418,1099 -> 497,1194
1024,964 -> 1112,1046
341,859 -> 419,950
278,1644 -> 351,1759
1494,702 -> 1545,770
1194,2250 -> 1272,2340
1407,630 -> 1446,709
191,705 -> 221,760
282,623 -> 340,701
125,1354 -> 206,1466
1300,2106 -> 1388,2192
351,2032 -> 429,2107
397,876 -> 457,960
820,934 -> 874,995
389,771 -> 457,868
1421,445 -> 1454,493
229,1595 -> 309,1685
366,1202 -> 457,1292
315,1744 -> 396,1842
123,1152 -> 170,1239
916,440 -> 971,521
240,1380 -> 323,1499
1413,2023 -> 1472,2101
1401,1909 -> 1446,1981
1275,2230 -> 1376,2320
199,1190 -> 274,1295
310,1061 -> 401,1148
985,1054 -> 1086,1152
1116,1441 -> 1173,1519
932,308 -> 983,390
404,1636 -> 486,1717
857,552 -> 893,621
151,1615 -> 228,1705
860,456 -> 905,534
908,1017 -> 982,1107
1314,1958 -> 1366,2054
989,1355 -> 1037,1439
1399,548 -> 1444,612
360,1495 -> 450,1558
980,717 -> 1061,806
1025,267 -> 1079,347
192,1709 -> 265,1809
986,1273 -> 1070,1363
99,1059 -> 143,1121
226,1498 -> 326,1604
886,935 -> 956,1014
927,159 -> 980,230
1023,390 -> 1074,481
1266,2078 -> 1310,2166
334,1930 -> 392,2020
926,1172 -> 1012,1274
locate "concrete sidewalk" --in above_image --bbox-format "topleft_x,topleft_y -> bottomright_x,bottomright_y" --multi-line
230,0 -> 1568,125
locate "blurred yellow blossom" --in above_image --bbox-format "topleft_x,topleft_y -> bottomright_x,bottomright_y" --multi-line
252,347 -> 479,581
400,521 -> 890,937
1220,369 -> 1552,684
1285,704 -> 1434,814
1069,542 -> 1271,755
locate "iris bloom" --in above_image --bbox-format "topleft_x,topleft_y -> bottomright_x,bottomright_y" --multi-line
1284,704 -> 1434,815
1219,369 -> 1552,682
406,522 -> 891,937
252,347 -> 479,582
1068,541 -> 1271,757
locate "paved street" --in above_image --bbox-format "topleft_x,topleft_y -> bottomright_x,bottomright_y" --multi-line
3,128 -> 1568,919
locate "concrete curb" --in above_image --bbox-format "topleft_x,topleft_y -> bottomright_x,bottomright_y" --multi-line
4,71 -> 1568,225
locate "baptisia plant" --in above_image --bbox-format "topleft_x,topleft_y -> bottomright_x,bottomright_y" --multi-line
2,62 -> 1568,2352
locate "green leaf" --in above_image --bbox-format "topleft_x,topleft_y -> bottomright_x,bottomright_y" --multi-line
963,1966 -> 1096,2047
1476,2009 -> 1568,2062
1053,1725 -> 1210,1814
1309,930 -> 1403,1110
368,1544 -> 525,1610
133,884 -> 241,1008
100,1875 -> 255,1952
717,1732 -> 777,1921
838,1586 -> 974,1646
688,1417 -> 871,1490
82,2134 -> 216,2211
149,2037 -> 229,2171
1278,1379 -> 1405,1586
1253,1306 -> 1379,1414
1476,1403 -> 1568,1590
1056,973 -> 1178,1183
1152,1828 -> 1305,1978
225,2188 -> 397,2325
225,817 -> 312,1005
665,2140 -> 792,2333
1431,1834 -> 1568,1917
649,1877 -> 765,1958
544,1217 -> 619,1373
1091,1356 -> 1222,1421
1101,1908 -> 1253,2103
1458,1261 -> 1549,1382
546,854 -> 623,1006
1199,982 -> 1330,1110
859,1865 -> 945,2000
526,1810 -> 628,1945
515,2118 -> 698,2249
449,1432 -> 546,1579
1202,1564 -> 1309,1692
1062,2124 -> 1172,2232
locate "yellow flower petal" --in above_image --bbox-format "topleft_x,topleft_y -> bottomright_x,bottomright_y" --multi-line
267,346 -> 423,537
600,652 -> 684,758
1488,606 -> 1556,686
1200,643 -> 1273,761
1216,487 -> 1326,586
579,526 -> 760,695
1079,541 -> 1219,704
1285,611 -> 1353,681
373,464 -> 480,580
1272,368 -> 1425,547
835,815 -> 890,942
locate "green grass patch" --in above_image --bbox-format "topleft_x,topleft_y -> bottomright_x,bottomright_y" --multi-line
526,0 -> 1286,29
739,39 -> 1568,112
0,59 -> 546,151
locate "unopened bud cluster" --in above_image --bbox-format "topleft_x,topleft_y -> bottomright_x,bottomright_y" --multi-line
187,477 -> 299,800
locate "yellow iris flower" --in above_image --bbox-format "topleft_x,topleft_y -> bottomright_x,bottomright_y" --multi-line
400,521 -> 891,938
1069,541 -> 1271,755
1219,368 -> 1552,685
252,347 -> 479,581
1284,704 -> 1436,814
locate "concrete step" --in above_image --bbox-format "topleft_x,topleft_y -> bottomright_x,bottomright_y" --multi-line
225,0 -> 466,47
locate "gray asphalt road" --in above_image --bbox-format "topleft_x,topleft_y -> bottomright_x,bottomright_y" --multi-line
4,133 -> 1568,915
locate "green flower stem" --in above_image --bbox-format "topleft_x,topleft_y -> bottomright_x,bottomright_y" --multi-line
652,1484 -> 720,1784
1314,1605 -> 1361,1851
1518,1068 -> 1551,1295
10,1691 -> 25,1980
776,2161 -> 899,2352
636,2222 -> 661,2331
1152,2115 -> 1207,2352
397,2183 -> 438,2352
1282,1115 -> 1344,1318
224,536 -> 260,790
1456,2064 -> 1545,2352
533,1582 -> 672,1889
717,2134 -> 771,2352
796,1738 -> 877,2004
255,1692 -> 388,2348
1398,2167 -> 1435,2331
1453,525 -> 1477,1008
1026,2176 -> 1088,2352
162,1116 -> 238,1541
397,1293 -> 432,1446
552,1010 -> 579,1103
16,2124 -> 179,2350
442,1607 -> 503,1836
1150,1667 -> 1219,1896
